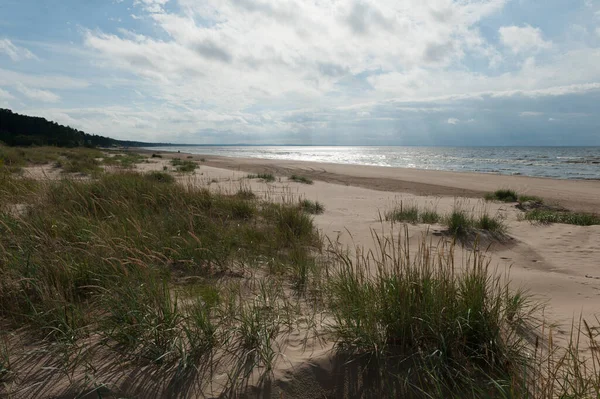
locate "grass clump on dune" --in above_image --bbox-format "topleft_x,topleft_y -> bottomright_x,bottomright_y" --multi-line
485,189 -> 544,205
445,208 -> 506,238
171,158 -> 198,173
385,202 -> 440,224
524,209 -> 600,226
299,199 -> 324,215
485,189 -> 518,202
289,174 -> 313,184
327,230 -> 533,397
247,173 -> 276,182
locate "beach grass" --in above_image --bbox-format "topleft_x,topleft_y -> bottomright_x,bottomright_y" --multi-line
1,149 -> 599,397
327,229 -> 533,397
247,173 -> 276,182
0,170 -> 321,391
524,209 -> 600,226
385,203 -> 441,224
299,199 -> 324,215
289,174 -> 313,184
171,158 -> 198,172
484,189 -> 518,202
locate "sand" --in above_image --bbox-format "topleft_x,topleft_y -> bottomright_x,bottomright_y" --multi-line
172,161 -> 600,325
8,152 -> 600,398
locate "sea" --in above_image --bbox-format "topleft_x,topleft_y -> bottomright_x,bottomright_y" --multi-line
145,146 -> 600,180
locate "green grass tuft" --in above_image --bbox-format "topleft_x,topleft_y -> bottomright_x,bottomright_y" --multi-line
524,209 -> 600,226
145,171 -> 175,184
445,209 -> 473,237
328,231 -> 533,396
485,189 -> 518,202
171,158 -> 198,173
299,199 -> 324,215
247,173 -> 275,182
289,174 -> 313,184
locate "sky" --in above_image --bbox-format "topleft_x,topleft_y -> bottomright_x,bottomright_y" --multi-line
1,0 -> 599,145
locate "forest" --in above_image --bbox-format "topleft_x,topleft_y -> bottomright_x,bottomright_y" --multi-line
0,108 -> 164,147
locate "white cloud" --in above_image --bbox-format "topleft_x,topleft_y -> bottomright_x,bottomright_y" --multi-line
499,25 -> 552,54
16,85 -> 61,103
133,0 -> 169,13
0,68 -> 89,89
520,111 -> 543,117
0,38 -> 36,61
0,88 -> 13,100
447,118 -> 460,124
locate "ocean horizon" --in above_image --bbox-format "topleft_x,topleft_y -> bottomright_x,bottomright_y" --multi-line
145,145 -> 600,180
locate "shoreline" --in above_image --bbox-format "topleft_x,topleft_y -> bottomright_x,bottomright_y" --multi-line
140,148 -> 600,212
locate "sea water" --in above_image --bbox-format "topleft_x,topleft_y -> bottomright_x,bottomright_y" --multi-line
146,146 -> 600,180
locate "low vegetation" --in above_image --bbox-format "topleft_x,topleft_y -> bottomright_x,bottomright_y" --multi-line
299,199 -> 324,215
247,173 -> 276,182
1,148 -> 599,397
385,203 -> 440,224
485,189 -> 544,205
385,202 -> 505,238
103,152 -> 146,169
0,170 -> 321,396
289,174 -> 313,184
524,209 -> 600,226
484,189 -> 518,202
445,208 -> 507,238
171,158 -> 198,173
328,231 -> 532,397
485,187 -> 600,226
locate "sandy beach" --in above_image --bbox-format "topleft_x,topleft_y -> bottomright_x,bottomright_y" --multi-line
146,152 -> 600,328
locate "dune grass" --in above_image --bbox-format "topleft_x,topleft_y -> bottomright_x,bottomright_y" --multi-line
385,203 -> 440,224
0,145 -> 105,175
327,229 -> 600,398
485,189 -> 545,205
102,152 -> 146,169
445,208 -> 506,238
1,152 -> 599,397
484,189 -> 518,202
289,174 -> 313,184
0,170 -> 321,395
171,158 -> 198,172
327,229 -> 533,397
299,199 -> 324,215
247,173 -> 276,182
524,209 -> 600,226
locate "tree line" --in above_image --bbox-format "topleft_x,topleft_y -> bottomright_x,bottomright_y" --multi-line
0,108 -> 167,147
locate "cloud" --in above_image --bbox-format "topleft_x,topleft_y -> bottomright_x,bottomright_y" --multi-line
499,25 -> 552,54
520,111 -> 543,117
16,85 -> 61,103
193,39 -> 233,63
133,0 -> 169,13
0,88 -> 13,100
0,38 -> 36,61
447,118 -> 460,124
